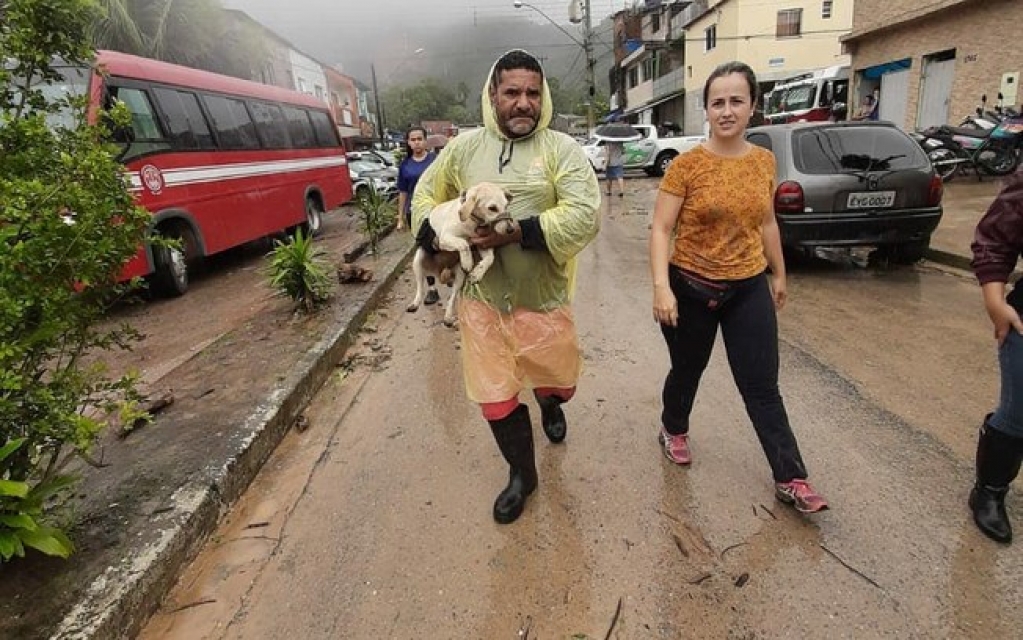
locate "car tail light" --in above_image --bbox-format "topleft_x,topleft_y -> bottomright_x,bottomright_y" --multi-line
774,181 -> 805,213
927,173 -> 943,206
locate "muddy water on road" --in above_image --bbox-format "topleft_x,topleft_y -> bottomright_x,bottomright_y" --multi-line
143,183 -> 1022,639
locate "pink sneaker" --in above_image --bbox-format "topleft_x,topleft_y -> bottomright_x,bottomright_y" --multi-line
658,429 -> 691,465
775,479 -> 829,513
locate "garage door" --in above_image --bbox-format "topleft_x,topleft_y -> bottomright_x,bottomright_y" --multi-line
880,69 -> 910,130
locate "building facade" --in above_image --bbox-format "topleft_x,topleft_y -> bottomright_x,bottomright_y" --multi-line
611,0 -> 689,127
681,0 -> 852,134
843,0 -> 1022,131
323,67 -> 361,140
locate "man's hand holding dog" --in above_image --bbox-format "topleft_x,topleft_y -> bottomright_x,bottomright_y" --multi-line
470,221 -> 522,250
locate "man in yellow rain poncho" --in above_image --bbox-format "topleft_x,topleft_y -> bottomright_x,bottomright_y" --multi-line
412,50 -> 601,524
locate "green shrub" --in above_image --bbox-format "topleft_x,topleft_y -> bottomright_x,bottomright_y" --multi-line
267,229 -> 333,312
356,185 -> 396,254
1,0 -> 153,562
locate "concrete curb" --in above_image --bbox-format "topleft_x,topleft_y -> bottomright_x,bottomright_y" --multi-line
51,237 -> 414,640
924,247 -> 972,272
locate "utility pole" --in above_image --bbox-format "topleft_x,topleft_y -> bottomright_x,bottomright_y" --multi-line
583,0 -> 595,134
371,63 -> 385,145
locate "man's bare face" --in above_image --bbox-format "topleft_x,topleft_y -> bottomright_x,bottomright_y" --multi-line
491,69 -> 543,139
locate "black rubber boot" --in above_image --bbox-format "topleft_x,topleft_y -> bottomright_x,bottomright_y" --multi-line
969,416 -> 1023,544
534,391 -> 567,444
488,404 -> 537,524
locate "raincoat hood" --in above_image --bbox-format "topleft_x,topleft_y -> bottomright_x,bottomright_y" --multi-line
410,49 -> 601,315
481,50 -> 553,142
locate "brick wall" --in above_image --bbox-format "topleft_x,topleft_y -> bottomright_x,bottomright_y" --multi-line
849,0 -> 1022,130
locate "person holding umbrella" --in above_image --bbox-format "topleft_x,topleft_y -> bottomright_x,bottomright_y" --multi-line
593,121 -> 642,198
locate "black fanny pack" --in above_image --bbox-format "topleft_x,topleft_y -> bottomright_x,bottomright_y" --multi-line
671,266 -> 735,310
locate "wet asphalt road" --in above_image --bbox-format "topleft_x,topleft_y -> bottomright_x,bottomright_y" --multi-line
141,182 -> 1022,640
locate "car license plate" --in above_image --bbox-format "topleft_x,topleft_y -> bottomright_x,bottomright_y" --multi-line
847,191 -> 895,209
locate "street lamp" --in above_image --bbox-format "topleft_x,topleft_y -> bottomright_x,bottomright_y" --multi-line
370,48 -> 425,146
513,0 -> 596,133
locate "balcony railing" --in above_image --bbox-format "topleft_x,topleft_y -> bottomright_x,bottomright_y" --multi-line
653,67 -> 686,99
680,0 -> 709,27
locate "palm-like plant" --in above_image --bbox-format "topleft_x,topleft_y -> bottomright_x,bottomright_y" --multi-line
89,0 -> 265,77
267,229 -> 333,312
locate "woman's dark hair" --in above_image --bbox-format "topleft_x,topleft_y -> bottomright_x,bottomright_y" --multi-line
490,49 -> 544,93
404,126 -> 427,158
703,61 -> 758,107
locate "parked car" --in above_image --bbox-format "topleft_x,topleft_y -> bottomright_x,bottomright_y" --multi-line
747,121 -> 944,263
581,124 -> 704,176
348,158 -> 398,200
347,150 -> 395,168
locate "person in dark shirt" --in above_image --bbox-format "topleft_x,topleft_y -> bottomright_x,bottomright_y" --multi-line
970,168 -> 1023,544
397,126 -> 439,304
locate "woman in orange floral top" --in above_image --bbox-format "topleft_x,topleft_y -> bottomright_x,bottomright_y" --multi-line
648,61 -> 827,514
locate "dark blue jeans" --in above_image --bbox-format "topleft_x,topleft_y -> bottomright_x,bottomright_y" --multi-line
659,268 -> 808,482
991,330 -> 1023,438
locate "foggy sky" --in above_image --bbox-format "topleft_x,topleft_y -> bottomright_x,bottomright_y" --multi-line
225,0 -> 629,84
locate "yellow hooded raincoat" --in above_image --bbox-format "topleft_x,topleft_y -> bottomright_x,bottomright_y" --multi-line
411,53 -> 601,402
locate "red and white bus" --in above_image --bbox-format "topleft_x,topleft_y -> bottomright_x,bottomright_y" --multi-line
69,50 -> 352,296
764,65 -> 850,125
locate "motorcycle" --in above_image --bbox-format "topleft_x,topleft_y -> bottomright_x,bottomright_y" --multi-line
914,93 -> 1023,181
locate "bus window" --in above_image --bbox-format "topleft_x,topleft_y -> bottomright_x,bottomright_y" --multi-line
202,94 -> 260,150
248,101 -> 291,148
283,106 -> 316,148
308,110 -> 340,147
112,87 -> 163,139
152,87 -> 214,150
108,86 -> 172,161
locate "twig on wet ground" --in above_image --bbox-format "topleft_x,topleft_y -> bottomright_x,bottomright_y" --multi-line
670,533 -> 689,558
758,504 -> 777,520
603,597 -> 623,640
820,544 -> 884,590
720,542 -> 748,560
169,598 -> 216,613
687,572 -> 713,585
655,507 -> 681,523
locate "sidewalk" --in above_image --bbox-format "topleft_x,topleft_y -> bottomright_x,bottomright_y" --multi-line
0,226 -> 413,640
926,177 -> 1006,270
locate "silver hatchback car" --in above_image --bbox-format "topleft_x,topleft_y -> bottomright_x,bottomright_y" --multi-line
747,121 -> 944,263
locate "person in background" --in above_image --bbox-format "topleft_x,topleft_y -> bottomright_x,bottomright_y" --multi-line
851,94 -> 878,121
397,126 -> 439,305
969,168 -> 1023,544
412,50 -> 600,524
604,140 -> 625,197
648,60 -> 828,514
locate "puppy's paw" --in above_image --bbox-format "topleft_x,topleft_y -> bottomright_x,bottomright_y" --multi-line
468,266 -> 487,283
406,303 -> 419,313
443,316 -> 458,328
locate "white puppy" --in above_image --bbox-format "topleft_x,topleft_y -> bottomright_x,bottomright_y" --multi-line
406,182 -> 516,327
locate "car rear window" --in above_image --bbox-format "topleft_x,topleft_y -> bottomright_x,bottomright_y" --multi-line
792,126 -> 928,175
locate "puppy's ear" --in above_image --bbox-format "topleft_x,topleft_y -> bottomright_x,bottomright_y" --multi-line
458,188 -> 477,222
503,189 -> 513,204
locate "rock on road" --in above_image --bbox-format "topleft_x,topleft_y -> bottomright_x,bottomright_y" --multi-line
141,190 -> 1022,640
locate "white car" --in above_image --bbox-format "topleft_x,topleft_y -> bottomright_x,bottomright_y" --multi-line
348,159 -> 398,200
581,137 -> 607,173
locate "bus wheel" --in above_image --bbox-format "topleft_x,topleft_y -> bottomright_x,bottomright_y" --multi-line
151,237 -> 188,298
304,197 -> 324,236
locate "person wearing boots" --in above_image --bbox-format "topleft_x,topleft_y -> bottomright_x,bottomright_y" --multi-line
970,167 -> 1023,544
410,50 -> 601,524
